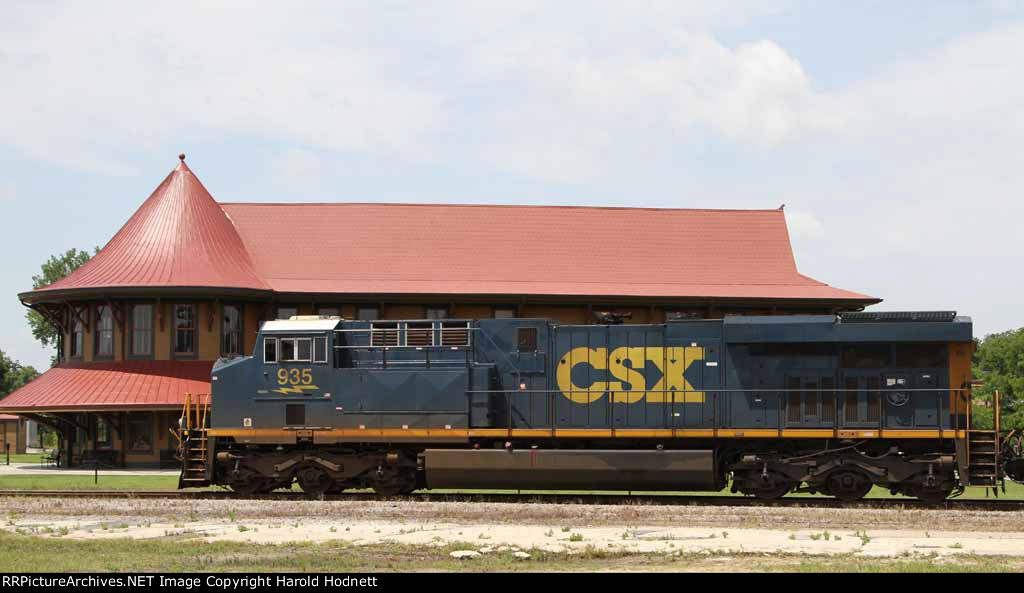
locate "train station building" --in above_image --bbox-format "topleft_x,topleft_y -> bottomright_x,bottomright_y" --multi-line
0,156 -> 877,466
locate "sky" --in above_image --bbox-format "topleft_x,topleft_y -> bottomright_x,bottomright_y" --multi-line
1,0 -> 1022,370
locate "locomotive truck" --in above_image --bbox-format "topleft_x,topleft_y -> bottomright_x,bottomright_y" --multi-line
176,311 -> 1020,502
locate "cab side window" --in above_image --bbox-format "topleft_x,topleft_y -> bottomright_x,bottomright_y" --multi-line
264,337 -> 278,363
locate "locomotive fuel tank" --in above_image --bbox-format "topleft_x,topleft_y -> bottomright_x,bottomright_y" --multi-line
424,448 -> 717,490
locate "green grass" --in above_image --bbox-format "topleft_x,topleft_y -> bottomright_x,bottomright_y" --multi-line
0,530 -> 1016,572
1,453 -> 49,464
0,474 -> 184,491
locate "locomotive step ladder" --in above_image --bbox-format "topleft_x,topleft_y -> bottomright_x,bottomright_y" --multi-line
961,389 -> 1002,488
175,392 -> 211,489
966,430 -> 999,487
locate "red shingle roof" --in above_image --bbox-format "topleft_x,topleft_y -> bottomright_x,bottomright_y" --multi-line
0,361 -> 212,412
21,159 -> 875,304
33,159 -> 267,294
222,203 -> 872,301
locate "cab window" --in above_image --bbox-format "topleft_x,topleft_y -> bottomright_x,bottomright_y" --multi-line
313,336 -> 328,363
280,338 -> 312,362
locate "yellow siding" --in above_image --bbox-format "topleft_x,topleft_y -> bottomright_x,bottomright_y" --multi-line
243,305 -> 263,355
199,302 -> 220,360
154,302 -> 170,359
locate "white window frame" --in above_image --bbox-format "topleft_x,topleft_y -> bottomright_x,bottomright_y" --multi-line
313,336 -> 328,363
279,337 -> 313,362
264,337 -> 278,363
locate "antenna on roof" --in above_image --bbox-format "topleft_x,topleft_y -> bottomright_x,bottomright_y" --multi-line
178,153 -> 186,162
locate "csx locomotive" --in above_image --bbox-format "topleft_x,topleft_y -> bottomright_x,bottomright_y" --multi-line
177,311 -> 1013,503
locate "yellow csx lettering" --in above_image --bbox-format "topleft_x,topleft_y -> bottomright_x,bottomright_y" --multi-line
556,346 -> 706,404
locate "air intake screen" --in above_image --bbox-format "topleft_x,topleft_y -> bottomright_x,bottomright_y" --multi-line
838,311 -> 956,323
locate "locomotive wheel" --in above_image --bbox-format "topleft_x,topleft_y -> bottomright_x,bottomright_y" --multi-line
371,468 -> 417,496
734,471 -> 794,500
912,483 -> 953,505
750,482 -> 793,500
825,470 -> 873,502
228,468 -> 267,496
296,466 -> 334,497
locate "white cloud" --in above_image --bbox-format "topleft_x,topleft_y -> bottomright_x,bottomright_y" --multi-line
0,2 -> 448,174
786,210 -> 825,240
0,0 -> 809,180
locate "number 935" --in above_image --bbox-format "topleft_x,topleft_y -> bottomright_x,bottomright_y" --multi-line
277,368 -> 313,386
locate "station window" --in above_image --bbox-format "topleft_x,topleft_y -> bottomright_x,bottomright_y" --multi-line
129,304 -> 153,357
317,307 -> 340,318
264,337 -> 278,363
277,307 -> 298,320
69,315 -> 84,358
426,307 -> 448,320
222,304 -> 244,357
126,413 -> 153,452
357,306 -> 379,321
94,305 -> 114,358
494,307 -> 516,319
95,417 -> 111,448
517,327 -> 538,352
173,304 -> 196,356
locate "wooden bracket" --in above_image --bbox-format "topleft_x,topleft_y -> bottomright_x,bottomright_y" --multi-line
64,301 -> 89,332
106,299 -> 124,330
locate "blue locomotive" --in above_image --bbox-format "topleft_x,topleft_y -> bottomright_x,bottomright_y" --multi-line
178,311 -> 1008,502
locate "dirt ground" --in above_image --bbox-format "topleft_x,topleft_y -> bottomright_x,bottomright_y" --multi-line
3,496 -> 1024,559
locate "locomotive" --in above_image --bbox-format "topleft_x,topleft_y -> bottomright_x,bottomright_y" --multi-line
177,311 -> 1014,502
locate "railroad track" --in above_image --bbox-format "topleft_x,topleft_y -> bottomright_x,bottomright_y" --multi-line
2,489 -> 1023,511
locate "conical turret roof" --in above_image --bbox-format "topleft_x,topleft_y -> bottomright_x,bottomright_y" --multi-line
30,157 -> 268,295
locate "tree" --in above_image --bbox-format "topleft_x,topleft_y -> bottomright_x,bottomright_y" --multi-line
0,349 -> 39,398
25,248 -> 97,357
972,328 -> 1024,430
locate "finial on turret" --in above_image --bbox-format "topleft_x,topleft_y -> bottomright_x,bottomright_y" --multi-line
178,153 -> 186,162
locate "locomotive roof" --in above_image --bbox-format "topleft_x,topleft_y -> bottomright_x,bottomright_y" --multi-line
261,318 -> 343,332
722,313 -> 973,343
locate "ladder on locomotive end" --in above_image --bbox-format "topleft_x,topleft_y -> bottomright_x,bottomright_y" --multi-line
174,392 -> 211,489
958,389 -> 1002,489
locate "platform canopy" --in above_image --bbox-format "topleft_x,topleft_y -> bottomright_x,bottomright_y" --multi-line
0,361 -> 213,413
